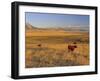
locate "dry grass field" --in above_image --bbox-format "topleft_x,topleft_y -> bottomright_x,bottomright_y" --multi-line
25,29 -> 89,68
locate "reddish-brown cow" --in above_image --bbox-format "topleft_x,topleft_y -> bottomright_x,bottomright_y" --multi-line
68,45 -> 77,52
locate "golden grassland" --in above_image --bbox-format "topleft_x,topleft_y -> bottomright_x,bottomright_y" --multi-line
25,29 -> 89,68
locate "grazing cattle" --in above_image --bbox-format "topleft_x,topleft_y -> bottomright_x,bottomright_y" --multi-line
68,45 -> 77,52
37,44 -> 41,47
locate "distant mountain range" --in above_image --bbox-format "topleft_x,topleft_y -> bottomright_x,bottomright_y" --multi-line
25,23 -> 37,29
25,23 -> 89,31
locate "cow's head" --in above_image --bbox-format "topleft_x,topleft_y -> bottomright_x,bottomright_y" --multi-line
74,45 -> 77,48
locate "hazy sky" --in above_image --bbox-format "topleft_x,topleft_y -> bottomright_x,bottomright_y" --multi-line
25,12 -> 89,28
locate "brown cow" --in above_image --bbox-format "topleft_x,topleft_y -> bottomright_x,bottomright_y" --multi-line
37,44 -> 42,47
68,45 -> 77,52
